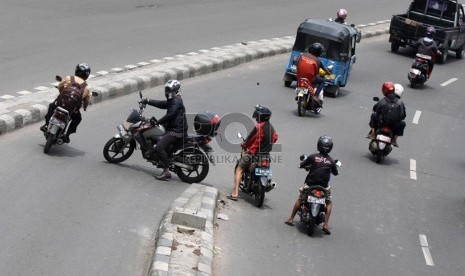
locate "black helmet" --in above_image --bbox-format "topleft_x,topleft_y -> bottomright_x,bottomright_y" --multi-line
309,42 -> 325,57
75,63 -> 91,80
164,80 -> 181,100
317,135 -> 333,154
252,105 -> 272,122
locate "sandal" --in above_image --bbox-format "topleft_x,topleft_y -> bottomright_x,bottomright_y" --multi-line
226,194 -> 239,201
284,221 -> 295,227
322,227 -> 331,235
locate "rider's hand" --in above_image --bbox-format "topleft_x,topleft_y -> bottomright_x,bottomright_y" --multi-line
150,116 -> 158,126
141,98 -> 149,105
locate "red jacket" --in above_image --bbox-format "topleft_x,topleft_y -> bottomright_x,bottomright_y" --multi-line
242,121 -> 278,155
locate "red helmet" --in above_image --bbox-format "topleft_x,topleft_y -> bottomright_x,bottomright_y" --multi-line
382,82 -> 395,97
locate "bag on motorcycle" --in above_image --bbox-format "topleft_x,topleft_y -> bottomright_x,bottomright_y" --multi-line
56,77 -> 86,112
297,55 -> 318,83
380,99 -> 403,125
194,111 -> 221,136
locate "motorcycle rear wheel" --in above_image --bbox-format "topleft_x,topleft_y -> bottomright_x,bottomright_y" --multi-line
103,137 -> 136,163
297,97 -> 305,117
175,148 -> 209,183
254,181 -> 266,208
307,216 -> 317,236
375,150 -> 383,164
44,133 -> 55,154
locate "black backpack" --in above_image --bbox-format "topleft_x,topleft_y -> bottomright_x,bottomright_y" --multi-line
56,76 -> 86,112
381,99 -> 403,125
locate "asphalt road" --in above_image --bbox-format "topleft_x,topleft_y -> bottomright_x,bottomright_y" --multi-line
209,35 -> 465,275
0,0 -> 407,97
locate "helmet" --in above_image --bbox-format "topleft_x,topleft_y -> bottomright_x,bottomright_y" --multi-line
308,42 -> 325,57
75,63 -> 91,80
337,9 -> 348,21
394,83 -> 404,98
252,105 -> 272,122
382,82 -> 395,97
317,135 -> 333,154
426,26 -> 436,38
164,80 -> 181,100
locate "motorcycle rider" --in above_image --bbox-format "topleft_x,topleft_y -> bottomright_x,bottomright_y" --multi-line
412,26 -> 440,79
226,105 -> 278,201
297,43 -> 331,110
284,135 -> 339,235
40,63 -> 91,143
333,8 -> 348,25
141,80 -> 188,181
367,82 -> 406,147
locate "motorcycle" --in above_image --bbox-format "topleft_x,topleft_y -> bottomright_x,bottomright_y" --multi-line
237,132 -> 276,208
42,75 -> 98,154
295,68 -> 332,116
408,50 -> 441,88
368,97 -> 394,163
298,154 -> 341,236
102,91 -> 220,184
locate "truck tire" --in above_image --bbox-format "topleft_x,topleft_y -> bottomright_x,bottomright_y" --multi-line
439,48 -> 448,64
391,41 -> 400,53
456,47 -> 465,59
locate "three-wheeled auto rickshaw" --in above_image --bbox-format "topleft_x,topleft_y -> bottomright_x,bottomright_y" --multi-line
283,18 -> 361,97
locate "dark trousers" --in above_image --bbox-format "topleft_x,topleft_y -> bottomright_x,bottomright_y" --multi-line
154,134 -> 181,170
313,75 -> 326,97
45,102 -> 82,135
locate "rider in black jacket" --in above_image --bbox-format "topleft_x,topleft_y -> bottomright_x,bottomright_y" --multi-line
142,80 -> 188,181
285,135 -> 339,234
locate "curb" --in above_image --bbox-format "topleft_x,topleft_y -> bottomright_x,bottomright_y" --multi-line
148,184 -> 218,276
0,20 -> 390,136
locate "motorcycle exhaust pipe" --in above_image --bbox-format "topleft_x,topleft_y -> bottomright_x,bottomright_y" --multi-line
265,181 -> 276,192
171,161 -> 193,170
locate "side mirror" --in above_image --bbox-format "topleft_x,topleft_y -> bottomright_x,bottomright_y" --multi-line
373,96 -> 380,102
139,91 -> 143,99
237,132 -> 243,139
91,91 -> 99,97
356,31 -> 362,43
299,154 -> 307,161
55,75 -> 63,82
335,160 -> 342,167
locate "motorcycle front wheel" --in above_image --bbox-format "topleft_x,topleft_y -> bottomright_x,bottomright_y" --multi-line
174,148 -> 209,183
44,133 -> 55,154
103,137 -> 136,163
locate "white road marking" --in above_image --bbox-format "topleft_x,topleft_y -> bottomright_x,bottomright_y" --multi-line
412,110 -> 422,124
410,159 -> 417,180
34,86 -> 48,91
419,234 -> 435,266
440,78 -> 458,86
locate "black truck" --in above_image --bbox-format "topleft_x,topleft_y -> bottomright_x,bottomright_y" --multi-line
389,0 -> 465,63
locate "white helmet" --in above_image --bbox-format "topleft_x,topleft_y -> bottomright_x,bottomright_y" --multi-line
394,83 -> 404,98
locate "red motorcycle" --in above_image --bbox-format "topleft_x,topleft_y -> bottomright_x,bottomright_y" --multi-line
103,92 -> 220,183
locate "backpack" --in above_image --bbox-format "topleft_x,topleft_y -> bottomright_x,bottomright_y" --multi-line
297,55 -> 318,83
381,99 -> 404,125
56,76 -> 86,112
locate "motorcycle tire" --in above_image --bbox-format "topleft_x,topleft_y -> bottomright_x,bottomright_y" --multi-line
307,215 -> 317,236
103,137 -> 136,163
254,179 -> 266,208
174,148 -> 209,184
297,97 -> 305,117
375,149 -> 383,164
44,133 -> 55,154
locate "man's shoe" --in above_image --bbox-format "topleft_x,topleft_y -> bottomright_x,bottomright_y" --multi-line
155,170 -> 171,181
144,149 -> 155,159
40,124 -> 48,132
62,134 -> 70,143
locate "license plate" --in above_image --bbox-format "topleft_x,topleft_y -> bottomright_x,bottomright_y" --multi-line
307,196 -> 325,204
376,135 -> 391,143
255,167 -> 271,176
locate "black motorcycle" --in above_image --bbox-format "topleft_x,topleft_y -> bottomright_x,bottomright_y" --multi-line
103,91 -> 220,183
237,133 -> 276,207
298,155 -> 341,236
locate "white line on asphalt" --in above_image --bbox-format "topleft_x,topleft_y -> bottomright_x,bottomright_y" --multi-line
419,234 -> 435,266
410,159 -> 417,180
412,110 -> 422,124
440,78 -> 458,86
